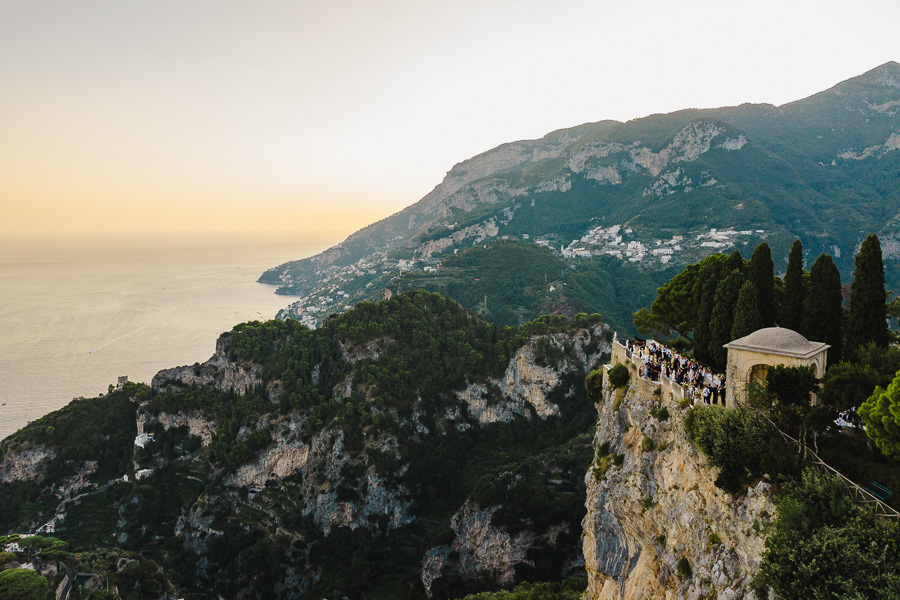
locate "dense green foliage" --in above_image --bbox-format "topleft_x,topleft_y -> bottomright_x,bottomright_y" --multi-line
0,386 -> 138,530
685,405 -> 797,494
802,253 -> 844,364
730,280 -> 763,340
847,233 -> 889,356
691,255 -> 726,365
780,240 -> 805,331
148,292 -> 602,472
607,364 -> 629,389
633,253 -> 728,342
859,369 -> 900,460
749,242 -> 776,327
854,342 -> 900,387
450,576 -> 586,600
760,469 -> 900,599
820,361 -> 880,412
751,365 -> 827,452
393,240 -> 659,334
584,368 -> 604,403
0,291 -> 609,600
708,269 -> 743,371
0,568 -> 49,600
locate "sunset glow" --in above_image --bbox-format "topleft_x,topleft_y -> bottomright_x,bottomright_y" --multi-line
2,0 -> 898,239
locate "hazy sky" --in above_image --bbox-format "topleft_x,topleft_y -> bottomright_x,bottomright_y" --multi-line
2,0 -> 898,243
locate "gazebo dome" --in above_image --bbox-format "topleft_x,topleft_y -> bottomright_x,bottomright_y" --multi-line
722,327 -> 831,406
726,327 -> 827,356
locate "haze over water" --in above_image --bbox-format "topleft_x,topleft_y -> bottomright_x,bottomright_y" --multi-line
0,234 -> 327,441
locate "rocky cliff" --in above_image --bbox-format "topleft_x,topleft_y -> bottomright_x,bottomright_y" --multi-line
0,292 -> 611,600
582,365 -> 774,600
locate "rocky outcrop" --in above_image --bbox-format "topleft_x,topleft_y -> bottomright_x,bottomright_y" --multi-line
52,460 -> 99,499
155,411 -> 217,446
837,130 -> 900,161
457,326 -> 612,423
151,334 -> 262,397
227,441 -> 310,488
582,373 -> 774,600
421,502 -> 535,595
0,445 -> 55,482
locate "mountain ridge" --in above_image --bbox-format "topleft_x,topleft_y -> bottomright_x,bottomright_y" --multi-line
260,62 -> 900,334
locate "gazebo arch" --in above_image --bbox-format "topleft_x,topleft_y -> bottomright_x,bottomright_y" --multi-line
723,327 -> 829,407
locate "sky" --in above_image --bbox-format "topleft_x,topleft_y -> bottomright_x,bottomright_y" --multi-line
2,0 -> 898,245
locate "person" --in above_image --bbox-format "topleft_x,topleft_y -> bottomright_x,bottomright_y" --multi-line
702,386 -> 711,404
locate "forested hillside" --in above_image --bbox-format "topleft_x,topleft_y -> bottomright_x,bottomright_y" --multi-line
261,62 -> 900,335
0,292 -> 610,599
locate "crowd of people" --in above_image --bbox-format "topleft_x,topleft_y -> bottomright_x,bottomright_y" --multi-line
623,338 -> 726,405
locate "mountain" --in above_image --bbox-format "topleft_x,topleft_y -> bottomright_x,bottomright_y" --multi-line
260,62 -> 900,334
0,292 -> 610,599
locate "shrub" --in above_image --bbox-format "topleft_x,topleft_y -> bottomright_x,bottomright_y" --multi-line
685,405 -> 795,494
608,363 -> 630,389
676,556 -> 692,579
760,469 -> 900,599
585,369 -> 604,403
642,436 -> 655,452
596,441 -> 611,459
651,405 -> 670,421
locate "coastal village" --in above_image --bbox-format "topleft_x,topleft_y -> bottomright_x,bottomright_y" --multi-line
279,225 -> 767,328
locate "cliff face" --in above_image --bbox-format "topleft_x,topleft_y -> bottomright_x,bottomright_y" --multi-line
582,369 -> 774,600
0,294 -> 611,599
151,333 -> 262,397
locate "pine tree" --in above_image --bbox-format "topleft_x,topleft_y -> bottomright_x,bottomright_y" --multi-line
732,281 -> 764,340
708,269 -> 744,371
802,253 -> 844,364
846,233 -> 888,356
749,242 -> 776,327
780,240 -> 805,331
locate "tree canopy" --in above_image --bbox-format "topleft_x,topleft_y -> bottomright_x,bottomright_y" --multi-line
847,233 -> 888,356
0,569 -> 49,600
801,253 -> 844,364
731,280 -> 763,341
858,368 -> 900,460
749,242 -> 776,327
761,469 -> 900,599
780,239 -> 805,331
708,269 -> 744,371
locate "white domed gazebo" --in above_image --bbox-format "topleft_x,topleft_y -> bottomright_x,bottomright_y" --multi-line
723,327 -> 830,407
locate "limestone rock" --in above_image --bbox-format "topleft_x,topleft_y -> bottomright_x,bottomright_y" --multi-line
151,333 -> 262,397
582,375 -> 774,600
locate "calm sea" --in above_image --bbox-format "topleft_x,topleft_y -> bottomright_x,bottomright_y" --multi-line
0,234 -> 329,441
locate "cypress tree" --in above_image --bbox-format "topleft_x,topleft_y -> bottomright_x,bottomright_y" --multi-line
749,242 -> 776,327
693,272 -> 720,365
780,240 -> 805,331
692,255 -> 727,363
708,269 -> 744,371
725,249 -> 744,274
802,253 -> 844,365
847,233 -> 888,356
732,280 -> 764,340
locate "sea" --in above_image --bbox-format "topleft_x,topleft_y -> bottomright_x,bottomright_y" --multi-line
0,233 -> 330,441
